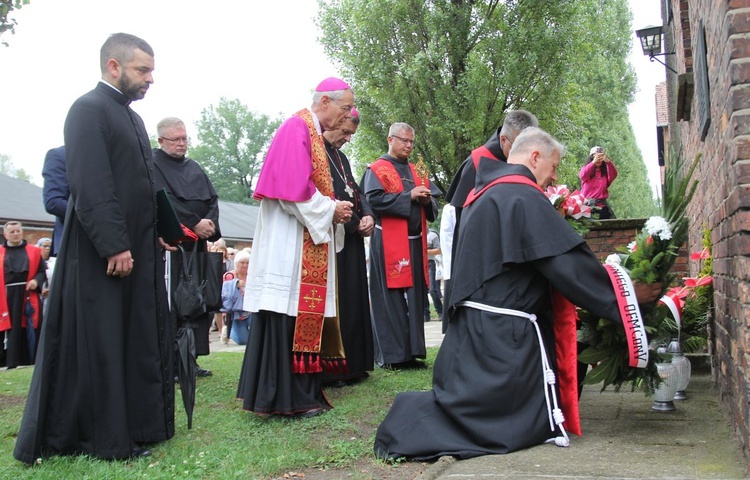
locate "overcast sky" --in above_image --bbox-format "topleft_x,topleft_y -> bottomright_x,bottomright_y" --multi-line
0,0 -> 664,192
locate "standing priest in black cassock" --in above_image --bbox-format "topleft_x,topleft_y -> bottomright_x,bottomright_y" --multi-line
15,33 -> 174,464
153,116 -> 221,377
374,127 -> 662,461
321,109 -> 375,384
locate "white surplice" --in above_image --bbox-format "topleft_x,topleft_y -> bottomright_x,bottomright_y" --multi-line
244,190 -> 344,317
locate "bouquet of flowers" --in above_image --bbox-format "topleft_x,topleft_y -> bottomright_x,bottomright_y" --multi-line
545,185 -> 594,235
658,228 -> 713,353
578,154 -> 701,392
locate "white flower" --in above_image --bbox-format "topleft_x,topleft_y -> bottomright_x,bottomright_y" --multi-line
627,241 -> 637,252
644,216 -> 673,241
605,254 -> 621,265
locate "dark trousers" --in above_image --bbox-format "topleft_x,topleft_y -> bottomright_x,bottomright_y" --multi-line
424,260 -> 443,320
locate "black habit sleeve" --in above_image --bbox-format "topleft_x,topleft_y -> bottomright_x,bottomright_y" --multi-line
532,244 -> 623,324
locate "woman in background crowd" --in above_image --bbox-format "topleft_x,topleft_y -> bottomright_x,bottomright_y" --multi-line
579,146 -> 618,219
36,238 -> 54,311
220,250 -> 251,345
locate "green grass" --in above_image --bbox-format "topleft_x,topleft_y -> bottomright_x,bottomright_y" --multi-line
0,348 -> 437,479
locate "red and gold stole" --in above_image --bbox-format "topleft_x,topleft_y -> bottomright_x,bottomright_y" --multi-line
291,109 -> 346,375
370,158 -> 429,289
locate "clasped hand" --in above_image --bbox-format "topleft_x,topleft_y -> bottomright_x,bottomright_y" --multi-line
333,200 -> 354,224
194,219 -> 215,239
357,215 -> 375,237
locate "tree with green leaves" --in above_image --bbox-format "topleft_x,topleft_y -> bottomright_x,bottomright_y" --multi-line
189,98 -> 281,204
318,0 -> 655,217
0,153 -> 30,182
1,0 -> 29,46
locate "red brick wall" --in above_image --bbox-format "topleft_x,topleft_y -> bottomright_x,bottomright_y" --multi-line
583,219 -> 689,277
665,0 -> 750,460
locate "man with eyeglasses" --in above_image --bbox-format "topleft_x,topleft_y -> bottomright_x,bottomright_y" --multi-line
16,33 -> 175,464
441,110 -> 538,332
362,123 -> 441,370
237,77 -> 354,419
153,116 -> 221,378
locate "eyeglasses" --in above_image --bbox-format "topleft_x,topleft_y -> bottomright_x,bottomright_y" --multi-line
331,98 -> 354,113
391,135 -> 415,146
161,136 -> 190,144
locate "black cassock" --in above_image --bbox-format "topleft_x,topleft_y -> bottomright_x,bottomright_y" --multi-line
441,128 -> 505,333
153,148 -> 221,356
363,155 -> 438,367
14,83 -> 174,463
375,159 -> 624,460
322,140 -> 374,383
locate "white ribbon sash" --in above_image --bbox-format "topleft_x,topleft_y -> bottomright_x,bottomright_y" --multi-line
603,263 -> 649,368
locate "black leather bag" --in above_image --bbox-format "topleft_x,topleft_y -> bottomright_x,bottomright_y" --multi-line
173,245 -> 207,322
182,244 -> 224,312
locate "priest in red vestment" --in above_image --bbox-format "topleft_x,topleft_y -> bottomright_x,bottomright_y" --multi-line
362,123 -> 441,369
0,221 -> 45,369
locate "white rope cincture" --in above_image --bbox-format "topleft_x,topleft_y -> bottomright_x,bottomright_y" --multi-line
457,301 -> 570,448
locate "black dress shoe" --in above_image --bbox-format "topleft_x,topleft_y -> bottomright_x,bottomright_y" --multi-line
296,408 -> 326,419
130,447 -> 152,458
196,367 -> 213,377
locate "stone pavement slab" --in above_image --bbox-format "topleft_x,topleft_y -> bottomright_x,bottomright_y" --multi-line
417,374 -> 748,480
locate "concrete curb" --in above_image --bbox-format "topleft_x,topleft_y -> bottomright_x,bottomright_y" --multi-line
415,455 -> 455,480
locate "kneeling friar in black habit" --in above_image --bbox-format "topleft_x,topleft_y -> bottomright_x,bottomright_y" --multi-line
374,127 -> 661,461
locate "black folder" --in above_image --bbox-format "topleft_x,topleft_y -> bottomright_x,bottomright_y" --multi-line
156,188 -> 185,244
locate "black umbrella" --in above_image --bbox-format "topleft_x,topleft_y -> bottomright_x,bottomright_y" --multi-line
24,294 -> 36,361
169,246 -> 207,429
176,320 -> 197,429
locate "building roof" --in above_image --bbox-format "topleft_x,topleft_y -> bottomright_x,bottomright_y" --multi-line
0,174 -> 54,226
217,200 -> 258,242
0,173 -> 257,242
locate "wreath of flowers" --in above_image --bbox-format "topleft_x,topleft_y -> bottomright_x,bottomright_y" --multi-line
544,185 -> 594,235
577,154 -> 701,392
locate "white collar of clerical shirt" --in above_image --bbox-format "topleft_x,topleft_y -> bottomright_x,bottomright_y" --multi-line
310,110 -> 322,135
99,79 -> 123,95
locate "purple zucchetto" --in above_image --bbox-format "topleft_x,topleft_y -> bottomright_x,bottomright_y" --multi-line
315,77 -> 351,92
351,107 -> 359,117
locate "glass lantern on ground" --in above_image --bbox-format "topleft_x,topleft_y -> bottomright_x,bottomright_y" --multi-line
652,344 -> 678,412
668,339 -> 691,400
